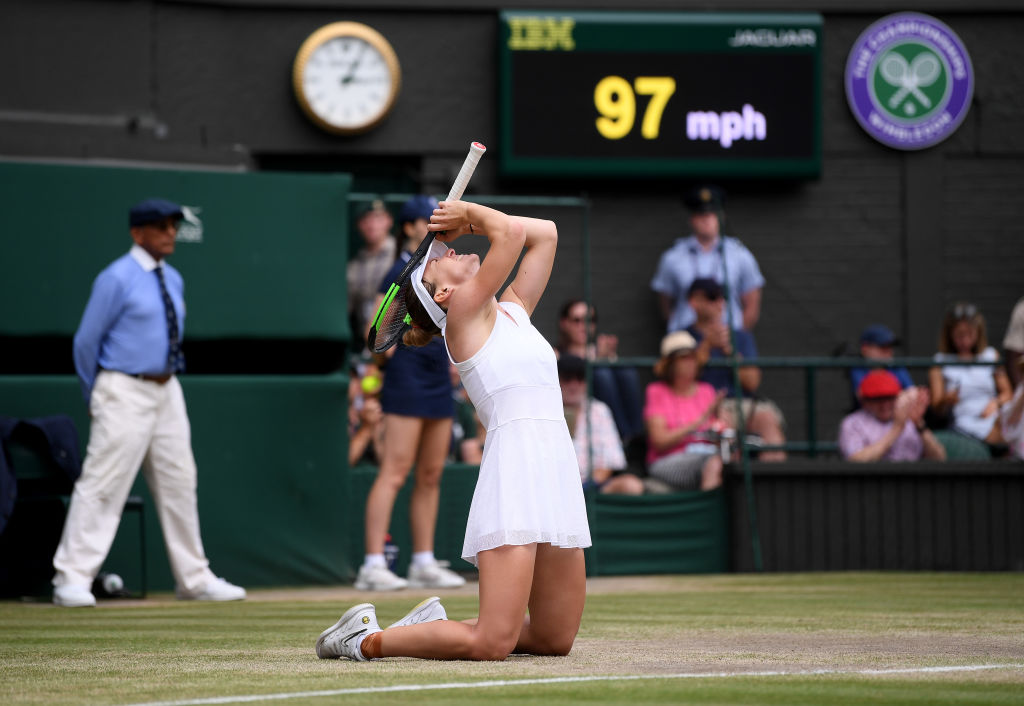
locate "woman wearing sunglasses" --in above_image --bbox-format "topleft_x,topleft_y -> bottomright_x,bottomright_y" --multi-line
929,302 -> 1013,446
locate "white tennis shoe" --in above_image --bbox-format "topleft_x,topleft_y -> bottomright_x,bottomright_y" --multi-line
176,577 -> 246,601
407,561 -> 466,589
388,596 -> 447,628
52,584 -> 96,608
354,565 -> 408,591
315,603 -> 381,661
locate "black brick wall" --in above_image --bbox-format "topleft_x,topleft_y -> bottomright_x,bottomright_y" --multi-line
1,1 -> 1021,442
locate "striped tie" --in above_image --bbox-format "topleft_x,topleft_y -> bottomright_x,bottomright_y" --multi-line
154,266 -> 185,374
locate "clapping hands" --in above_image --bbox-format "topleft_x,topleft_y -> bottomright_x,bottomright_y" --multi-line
706,323 -> 733,354
595,333 -> 618,359
895,386 -> 929,426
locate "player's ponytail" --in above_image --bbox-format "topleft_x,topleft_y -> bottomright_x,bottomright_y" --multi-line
402,284 -> 442,347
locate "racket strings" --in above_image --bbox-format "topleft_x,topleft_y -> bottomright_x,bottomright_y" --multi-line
370,280 -> 411,353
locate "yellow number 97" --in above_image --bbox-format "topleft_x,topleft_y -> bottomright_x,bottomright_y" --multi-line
594,76 -> 635,140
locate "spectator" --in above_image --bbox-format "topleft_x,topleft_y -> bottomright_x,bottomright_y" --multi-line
357,194 -> 465,592
1000,359 -> 1024,459
651,185 -> 765,333
554,298 -> 644,443
929,302 -> 1013,445
449,362 -> 483,465
348,361 -> 384,467
850,324 -> 915,400
685,278 -> 786,461
839,370 -> 946,462
347,200 -> 396,347
644,331 -> 726,491
558,355 -> 644,495
1003,297 -> 1024,387
53,198 -> 245,607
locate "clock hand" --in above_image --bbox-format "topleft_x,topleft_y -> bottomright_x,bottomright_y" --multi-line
339,76 -> 386,85
340,43 -> 368,86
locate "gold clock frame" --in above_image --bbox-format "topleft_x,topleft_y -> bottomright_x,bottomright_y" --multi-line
292,22 -> 402,136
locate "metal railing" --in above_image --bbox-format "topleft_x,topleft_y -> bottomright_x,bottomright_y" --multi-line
603,355 -> 1005,458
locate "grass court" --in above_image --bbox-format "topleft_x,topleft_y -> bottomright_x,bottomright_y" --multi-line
2,572 -> 1022,705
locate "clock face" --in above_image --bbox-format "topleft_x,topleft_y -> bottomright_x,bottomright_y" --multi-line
293,23 -> 401,135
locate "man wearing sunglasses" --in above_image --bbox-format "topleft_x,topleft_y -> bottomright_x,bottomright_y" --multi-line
53,198 -> 245,607
685,278 -> 786,461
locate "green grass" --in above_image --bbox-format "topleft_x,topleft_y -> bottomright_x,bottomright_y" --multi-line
1,573 -> 1022,705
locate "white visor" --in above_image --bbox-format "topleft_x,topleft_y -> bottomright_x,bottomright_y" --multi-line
411,239 -> 450,333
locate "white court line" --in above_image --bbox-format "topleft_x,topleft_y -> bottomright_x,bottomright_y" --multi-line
123,663 -> 1024,706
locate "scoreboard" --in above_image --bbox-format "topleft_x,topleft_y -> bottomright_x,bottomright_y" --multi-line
498,11 -> 823,178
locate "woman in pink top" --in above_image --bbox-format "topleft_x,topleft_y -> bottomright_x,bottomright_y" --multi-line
644,331 -> 726,491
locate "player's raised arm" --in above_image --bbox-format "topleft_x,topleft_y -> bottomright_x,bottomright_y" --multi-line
500,216 -> 556,317
428,201 -> 555,318
427,200 -> 524,314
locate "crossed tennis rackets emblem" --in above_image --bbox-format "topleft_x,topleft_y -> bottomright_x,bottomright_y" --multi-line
879,50 -> 941,115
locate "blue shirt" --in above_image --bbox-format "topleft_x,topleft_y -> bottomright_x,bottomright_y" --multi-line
650,235 -> 765,332
73,245 -> 185,401
849,365 -> 914,400
686,325 -> 759,398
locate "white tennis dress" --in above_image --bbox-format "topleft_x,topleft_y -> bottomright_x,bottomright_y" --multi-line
450,301 -> 592,566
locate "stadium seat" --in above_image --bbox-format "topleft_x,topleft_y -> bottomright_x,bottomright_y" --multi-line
931,429 -> 991,461
0,419 -> 146,597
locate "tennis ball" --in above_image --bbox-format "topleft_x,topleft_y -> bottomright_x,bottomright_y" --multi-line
102,573 -> 124,593
361,374 -> 382,395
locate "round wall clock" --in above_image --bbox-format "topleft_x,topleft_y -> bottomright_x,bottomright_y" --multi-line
292,22 -> 402,135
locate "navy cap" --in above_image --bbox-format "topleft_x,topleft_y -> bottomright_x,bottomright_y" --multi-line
860,324 -> 899,347
398,195 -> 439,225
687,277 -> 723,299
684,185 -> 724,213
129,198 -> 183,227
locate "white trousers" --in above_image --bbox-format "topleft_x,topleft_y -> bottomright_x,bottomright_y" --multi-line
53,371 -> 217,594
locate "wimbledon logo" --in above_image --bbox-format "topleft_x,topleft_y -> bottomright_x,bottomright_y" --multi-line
845,13 -> 973,150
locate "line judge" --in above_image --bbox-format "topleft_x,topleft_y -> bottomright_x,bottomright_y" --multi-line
52,198 -> 245,607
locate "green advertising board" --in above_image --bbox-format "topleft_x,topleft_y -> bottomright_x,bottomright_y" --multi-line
499,11 -> 822,178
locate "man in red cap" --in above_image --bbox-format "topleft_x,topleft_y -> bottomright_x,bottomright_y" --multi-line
838,370 -> 946,461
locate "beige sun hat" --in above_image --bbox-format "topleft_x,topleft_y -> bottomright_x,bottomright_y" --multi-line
659,330 -> 698,358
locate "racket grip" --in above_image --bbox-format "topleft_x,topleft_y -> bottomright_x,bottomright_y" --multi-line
445,142 -> 487,202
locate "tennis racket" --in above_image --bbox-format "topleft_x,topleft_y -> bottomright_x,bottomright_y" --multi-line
366,141 -> 486,353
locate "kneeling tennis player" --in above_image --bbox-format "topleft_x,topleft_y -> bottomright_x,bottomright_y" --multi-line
316,200 -> 591,661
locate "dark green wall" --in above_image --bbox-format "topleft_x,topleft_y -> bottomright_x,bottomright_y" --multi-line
0,162 -> 351,341
1,375 -> 352,592
0,161 -> 358,592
